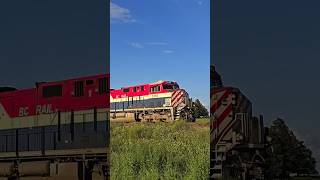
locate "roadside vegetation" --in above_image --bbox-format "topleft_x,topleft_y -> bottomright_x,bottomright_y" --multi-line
110,119 -> 210,180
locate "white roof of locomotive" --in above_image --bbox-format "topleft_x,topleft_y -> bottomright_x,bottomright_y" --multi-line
150,80 -> 165,85
150,80 -> 177,85
119,80 -> 178,89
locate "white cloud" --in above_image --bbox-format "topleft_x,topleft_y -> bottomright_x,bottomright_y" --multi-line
127,41 -> 173,52
144,42 -> 168,46
129,42 -> 143,48
162,50 -> 174,54
110,2 -> 135,23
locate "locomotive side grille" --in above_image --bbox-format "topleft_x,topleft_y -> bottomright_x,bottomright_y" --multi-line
98,77 -> 109,94
74,81 -> 84,97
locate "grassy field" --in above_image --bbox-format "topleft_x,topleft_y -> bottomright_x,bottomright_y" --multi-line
110,119 -> 210,180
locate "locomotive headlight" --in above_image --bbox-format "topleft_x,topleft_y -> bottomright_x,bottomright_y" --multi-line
266,136 -> 272,142
222,99 -> 228,106
237,134 -> 244,141
231,94 -> 237,105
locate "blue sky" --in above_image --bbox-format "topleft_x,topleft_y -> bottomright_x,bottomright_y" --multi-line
110,0 -> 210,108
0,1 -> 107,88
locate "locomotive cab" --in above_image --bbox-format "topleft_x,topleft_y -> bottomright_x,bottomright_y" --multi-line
162,81 -> 179,92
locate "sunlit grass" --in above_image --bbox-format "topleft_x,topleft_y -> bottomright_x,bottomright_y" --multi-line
110,119 -> 210,180
195,118 -> 210,126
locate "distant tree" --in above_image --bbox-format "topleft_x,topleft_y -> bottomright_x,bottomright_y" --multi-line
265,118 -> 318,179
192,99 -> 208,118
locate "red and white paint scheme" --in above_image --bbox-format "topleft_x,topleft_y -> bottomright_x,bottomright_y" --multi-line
110,81 -> 179,102
0,74 -> 109,130
0,74 -> 110,179
210,66 -> 266,179
171,89 -> 188,108
211,87 -> 252,146
110,80 -> 192,122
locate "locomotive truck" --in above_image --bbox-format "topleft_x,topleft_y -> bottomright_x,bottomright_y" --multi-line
110,80 -> 195,122
211,66 -> 268,179
0,74 -> 109,180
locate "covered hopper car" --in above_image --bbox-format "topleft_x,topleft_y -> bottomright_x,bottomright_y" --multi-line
0,74 -> 110,179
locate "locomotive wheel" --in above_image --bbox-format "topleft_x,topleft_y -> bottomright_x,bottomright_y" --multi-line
224,154 -> 244,179
134,112 -> 141,122
248,152 -> 265,179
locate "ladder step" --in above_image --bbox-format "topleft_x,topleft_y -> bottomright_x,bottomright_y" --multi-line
211,162 -> 222,166
212,157 -> 224,161
212,165 -> 222,169
213,150 -> 226,153
214,147 -> 227,152
211,174 -> 222,179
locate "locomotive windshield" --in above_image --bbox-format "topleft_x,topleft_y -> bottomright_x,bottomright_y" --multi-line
163,82 -> 179,90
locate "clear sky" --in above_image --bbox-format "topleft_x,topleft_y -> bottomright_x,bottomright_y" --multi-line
110,0 -> 210,108
0,1 -> 108,89
212,0 -> 320,170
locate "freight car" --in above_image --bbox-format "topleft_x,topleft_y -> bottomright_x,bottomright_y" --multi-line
110,80 -> 194,122
210,66 -> 267,179
0,74 -> 109,180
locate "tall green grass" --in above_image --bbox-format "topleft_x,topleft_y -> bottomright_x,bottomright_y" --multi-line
110,120 -> 210,180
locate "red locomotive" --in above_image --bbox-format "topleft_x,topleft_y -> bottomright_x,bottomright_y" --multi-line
211,66 -> 267,179
0,74 -> 109,179
110,80 -> 194,122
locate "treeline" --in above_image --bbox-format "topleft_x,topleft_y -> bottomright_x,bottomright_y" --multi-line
191,99 -> 209,118
265,118 -> 318,179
